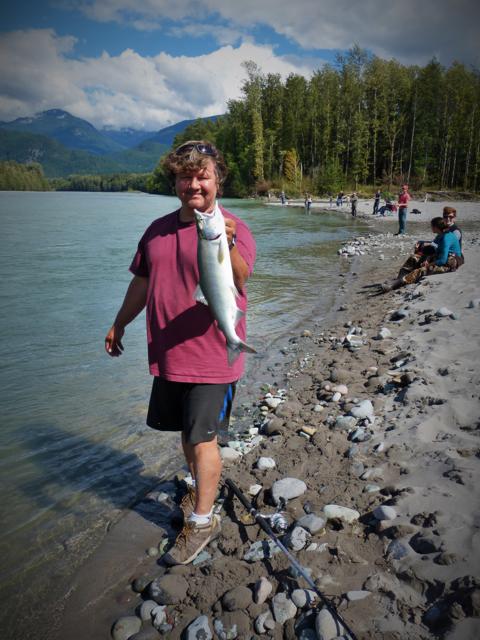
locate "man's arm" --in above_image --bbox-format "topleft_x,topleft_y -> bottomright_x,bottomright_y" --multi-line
224,218 -> 250,291
105,275 -> 148,356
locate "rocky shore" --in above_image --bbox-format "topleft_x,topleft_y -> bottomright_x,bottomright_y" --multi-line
59,228 -> 480,640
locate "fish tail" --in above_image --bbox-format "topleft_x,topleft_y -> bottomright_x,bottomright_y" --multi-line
227,340 -> 257,365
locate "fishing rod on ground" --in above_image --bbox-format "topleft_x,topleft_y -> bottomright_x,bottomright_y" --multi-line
225,478 -> 358,640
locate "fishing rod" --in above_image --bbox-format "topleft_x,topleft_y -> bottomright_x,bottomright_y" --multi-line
225,478 -> 358,640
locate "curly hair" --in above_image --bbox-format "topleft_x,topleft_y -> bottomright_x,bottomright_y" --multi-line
162,140 -> 228,194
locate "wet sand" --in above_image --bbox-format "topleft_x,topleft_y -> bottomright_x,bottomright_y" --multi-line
57,217 -> 480,640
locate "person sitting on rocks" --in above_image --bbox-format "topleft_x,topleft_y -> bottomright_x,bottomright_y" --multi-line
443,206 -> 463,250
380,216 -> 464,292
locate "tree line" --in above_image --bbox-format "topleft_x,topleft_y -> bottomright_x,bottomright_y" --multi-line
150,48 -> 480,197
0,161 -> 51,191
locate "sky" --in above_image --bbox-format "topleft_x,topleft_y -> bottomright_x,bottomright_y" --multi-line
0,0 -> 478,131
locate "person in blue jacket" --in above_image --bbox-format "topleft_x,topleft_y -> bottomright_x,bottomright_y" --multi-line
380,217 -> 464,292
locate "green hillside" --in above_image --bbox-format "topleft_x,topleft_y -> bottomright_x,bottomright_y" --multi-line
0,130 -> 123,177
0,109 -> 125,155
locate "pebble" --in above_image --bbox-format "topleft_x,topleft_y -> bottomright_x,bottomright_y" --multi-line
285,526 -> 309,551
331,392 -> 342,402
346,590 -> 371,601
374,442 -> 385,453
296,513 -> 326,534
248,484 -> 262,496
350,428 -> 366,442
387,539 -> 409,560
364,484 -> 381,493
291,588 -> 317,608
146,546 -> 159,557
373,505 -> 397,521
315,607 -> 345,640
377,327 -> 392,340
254,576 -> 273,604
151,605 -> 167,629
256,456 -> 276,470
111,617 -> 142,640
332,384 -> 348,395
271,592 -> 297,624
244,539 -> 281,562
185,615 -> 213,640
219,447 -> 242,462
323,504 -> 360,524
139,600 -> 157,621
435,307 -> 453,317
468,298 -> 480,308
222,586 -> 252,611
350,400 -> 374,419
409,533 -> 442,554
360,467 -> 383,481
148,574 -> 188,605
313,404 -> 324,412
334,415 -> 357,430
255,611 -> 276,634
271,477 -> 307,505
390,308 -> 409,321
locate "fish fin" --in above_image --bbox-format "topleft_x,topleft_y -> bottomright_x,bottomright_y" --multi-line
227,340 -> 257,365
218,242 -> 225,264
234,306 -> 244,327
194,284 -> 208,306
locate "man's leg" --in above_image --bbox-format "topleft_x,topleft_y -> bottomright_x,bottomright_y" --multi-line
181,434 -> 222,515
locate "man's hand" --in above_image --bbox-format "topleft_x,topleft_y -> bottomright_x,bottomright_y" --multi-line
224,218 -> 236,246
105,324 -> 125,357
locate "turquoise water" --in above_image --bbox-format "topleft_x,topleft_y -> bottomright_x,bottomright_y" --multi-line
0,191 -> 365,634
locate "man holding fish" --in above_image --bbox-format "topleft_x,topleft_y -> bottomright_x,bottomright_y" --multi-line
105,141 -> 256,565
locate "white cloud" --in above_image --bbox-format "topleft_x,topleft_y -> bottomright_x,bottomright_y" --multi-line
0,29 -> 317,129
75,0 -> 480,65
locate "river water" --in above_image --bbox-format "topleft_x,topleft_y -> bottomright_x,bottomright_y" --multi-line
0,191 -> 367,635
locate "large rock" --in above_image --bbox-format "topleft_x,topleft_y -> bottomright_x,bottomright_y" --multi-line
148,574 -> 188,604
350,400 -> 374,420
373,505 -> 397,521
296,514 -> 326,534
111,616 -> 142,640
254,576 -> 273,604
185,615 -> 213,640
271,592 -> 297,624
315,607 -> 345,640
220,447 -> 242,463
271,478 -> 307,505
222,585 -> 252,611
323,504 -> 360,524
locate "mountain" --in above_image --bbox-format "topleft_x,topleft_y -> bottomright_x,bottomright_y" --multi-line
143,115 -> 220,147
0,111 -> 223,177
0,109 -> 125,156
101,127 -> 157,149
0,130 -> 123,177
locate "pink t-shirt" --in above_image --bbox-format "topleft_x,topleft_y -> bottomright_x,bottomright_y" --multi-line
129,206 -> 256,383
398,192 -> 411,207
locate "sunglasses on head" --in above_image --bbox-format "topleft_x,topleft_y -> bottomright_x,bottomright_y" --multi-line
174,143 -> 217,157
443,214 -> 455,219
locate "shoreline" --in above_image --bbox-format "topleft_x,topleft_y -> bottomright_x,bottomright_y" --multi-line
58,218 -> 480,639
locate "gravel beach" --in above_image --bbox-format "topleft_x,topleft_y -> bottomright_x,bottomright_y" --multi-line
58,216 -> 480,640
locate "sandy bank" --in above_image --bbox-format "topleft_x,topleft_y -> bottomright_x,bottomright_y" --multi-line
57,228 -> 480,640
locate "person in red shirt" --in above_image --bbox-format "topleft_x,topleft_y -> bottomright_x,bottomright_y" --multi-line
105,141 -> 256,565
395,183 -> 411,235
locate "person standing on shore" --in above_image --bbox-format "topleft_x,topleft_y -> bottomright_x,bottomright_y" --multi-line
351,192 -> 358,217
395,184 -> 411,235
305,193 -> 312,213
373,189 -> 381,215
104,140 -> 256,566
280,190 -> 286,205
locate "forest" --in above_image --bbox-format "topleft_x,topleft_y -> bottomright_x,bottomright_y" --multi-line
149,48 -> 480,197
0,161 -> 51,191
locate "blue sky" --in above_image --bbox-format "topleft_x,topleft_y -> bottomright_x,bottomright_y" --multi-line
0,0 -> 478,130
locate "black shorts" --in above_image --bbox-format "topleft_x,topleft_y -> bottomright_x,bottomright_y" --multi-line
146,378 -> 237,445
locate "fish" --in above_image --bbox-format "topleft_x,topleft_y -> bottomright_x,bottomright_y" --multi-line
194,203 -> 256,364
